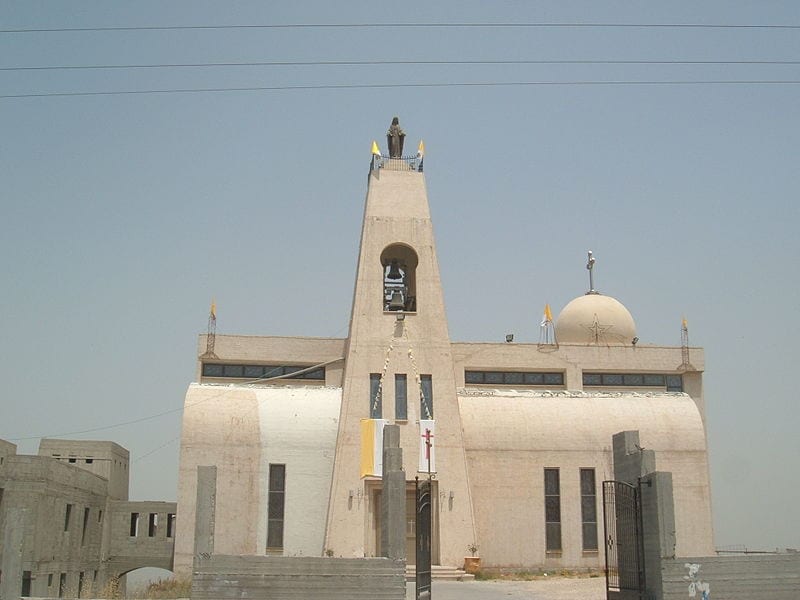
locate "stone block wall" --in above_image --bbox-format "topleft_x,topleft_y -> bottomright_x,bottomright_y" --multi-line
191,555 -> 406,600
662,554 -> 800,600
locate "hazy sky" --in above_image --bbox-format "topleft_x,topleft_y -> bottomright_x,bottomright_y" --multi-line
2,2 -> 798,553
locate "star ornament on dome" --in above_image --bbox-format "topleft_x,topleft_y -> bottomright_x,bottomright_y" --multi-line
581,314 -> 614,344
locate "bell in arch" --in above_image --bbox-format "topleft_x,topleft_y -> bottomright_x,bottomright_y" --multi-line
388,290 -> 405,311
386,260 -> 403,280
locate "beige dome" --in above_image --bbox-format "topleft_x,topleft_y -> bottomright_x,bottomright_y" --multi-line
555,293 -> 637,345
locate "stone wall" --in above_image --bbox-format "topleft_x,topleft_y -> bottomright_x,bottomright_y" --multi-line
662,555 -> 800,600
191,555 -> 405,600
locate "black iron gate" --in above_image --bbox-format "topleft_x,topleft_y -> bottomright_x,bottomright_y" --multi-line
602,481 -> 645,600
415,477 -> 432,600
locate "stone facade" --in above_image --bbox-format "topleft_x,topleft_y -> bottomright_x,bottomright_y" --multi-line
174,147 -> 714,575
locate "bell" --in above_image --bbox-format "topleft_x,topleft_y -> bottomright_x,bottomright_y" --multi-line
386,260 -> 403,280
388,290 -> 405,311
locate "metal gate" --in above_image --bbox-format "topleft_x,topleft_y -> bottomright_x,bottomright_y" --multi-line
415,477 -> 432,600
602,481 -> 645,600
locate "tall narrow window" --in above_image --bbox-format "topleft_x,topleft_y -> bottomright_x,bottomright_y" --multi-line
580,468 -> 598,551
420,375 -> 433,419
64,504 -> 73,532
395,374 -> 407,420
544,468 -> 561,552
59,573 -> 67,598
81,507 -> 90,545
369,373 -> 382,419
267,464 -> 286,553
148,513 -> 158,537
78,572 -> 85,598
129,512 -> 139,537
22,571 -> 32,597
166,513 -> 176,538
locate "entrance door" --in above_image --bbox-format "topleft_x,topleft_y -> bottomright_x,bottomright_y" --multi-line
371,482 -> 438,565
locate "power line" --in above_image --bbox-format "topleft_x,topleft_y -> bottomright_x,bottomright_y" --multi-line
2,22 -> 800,34
3,59 -> 800,72
2,79 -> 800,100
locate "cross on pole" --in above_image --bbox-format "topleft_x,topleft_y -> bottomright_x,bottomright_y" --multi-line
421,428 -> 434,474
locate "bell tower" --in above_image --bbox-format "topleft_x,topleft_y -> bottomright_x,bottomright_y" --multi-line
324,128 -> 476,566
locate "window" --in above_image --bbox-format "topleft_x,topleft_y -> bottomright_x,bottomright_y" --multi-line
85,458 -> 93,464
395,374 -> 407,420
81,507 -> 90,545
202,363 -> 325,380
369,373 -> 382,419
420,375 -> 433,419
78,572 -> 85,598
68,458 -> 77,463
267,464 -> 286,552
64,504 -> 73,532
166,513 -> 176,538
59,573 -> 67,598
464,370 -> 564,387
48,574 -> 54,588
148,513 -> 158,537
129,512 -> 139,537
580,469 -> 598,551
582,372 -> 683,392
22,571 -> 32,597
544,469 -> 561,552
98,509 -> 103,522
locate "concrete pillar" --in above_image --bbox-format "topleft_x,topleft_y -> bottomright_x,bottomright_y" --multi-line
612,430 -> 656,484
1,508 -> 26,600
640,472 -> 676,600
381,425 -> 406,561
194,466 -> 217,557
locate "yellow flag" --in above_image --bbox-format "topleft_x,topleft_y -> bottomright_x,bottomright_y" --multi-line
545,303 -> 553,322
210,299 -> 216,319
418,140 -> 425,156
371,140 -> 381,156
682,316 -> 688,329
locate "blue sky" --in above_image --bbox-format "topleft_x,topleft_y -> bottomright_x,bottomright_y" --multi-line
1,1 -> 798,552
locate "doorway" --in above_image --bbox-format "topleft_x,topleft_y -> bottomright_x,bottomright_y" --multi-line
370,480 -> 438,565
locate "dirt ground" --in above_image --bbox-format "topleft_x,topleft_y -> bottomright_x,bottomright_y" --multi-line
406,576 -> 606,599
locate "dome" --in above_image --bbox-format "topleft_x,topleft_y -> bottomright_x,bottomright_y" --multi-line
555,293 -> 637,345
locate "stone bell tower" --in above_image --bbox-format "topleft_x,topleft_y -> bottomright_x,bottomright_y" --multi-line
324,124 -> 476,566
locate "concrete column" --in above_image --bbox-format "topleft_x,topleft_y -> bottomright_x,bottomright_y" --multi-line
639,472 -> 676,600
194,466 -> 217,557
381,425 -> 406,561
612,430 -> 656,484
1,508 -> 26,600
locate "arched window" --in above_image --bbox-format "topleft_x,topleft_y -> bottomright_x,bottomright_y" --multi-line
381,244 -> 418,312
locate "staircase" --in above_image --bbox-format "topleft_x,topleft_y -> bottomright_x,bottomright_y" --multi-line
405,564 -> 474,581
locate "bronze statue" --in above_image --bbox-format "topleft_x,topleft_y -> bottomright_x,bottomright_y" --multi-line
386,117 -> 405,158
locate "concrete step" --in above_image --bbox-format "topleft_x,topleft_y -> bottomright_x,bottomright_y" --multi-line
405,564 -> 474,582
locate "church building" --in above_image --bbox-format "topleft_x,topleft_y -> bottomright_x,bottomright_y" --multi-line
173,122 -> 714,575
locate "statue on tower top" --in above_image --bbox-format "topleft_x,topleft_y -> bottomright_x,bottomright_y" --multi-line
387,117 -> 406,158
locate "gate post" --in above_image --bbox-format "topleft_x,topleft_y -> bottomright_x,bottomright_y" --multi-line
415,477 -> 432,600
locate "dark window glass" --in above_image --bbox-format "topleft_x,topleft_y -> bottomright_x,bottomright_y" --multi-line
464,371 -> 483,384
644,374 -> 665,386
623,374 -> 644,386
283,366 -> 302,376
395,374 -> 408,420
222,364 -> 244,377
524,373 -> 544,385
583,373 -> 602,386
129,512 -> 138,537
263,366 -> 284,379
666,375 -> 683,392
485,372 -> 504,384
580,468 -> 598,551
167,514 -> 176,538
370,374 -> 382,419
244,365 -> 263,378
504,372 -> 524,384
202,363 -> 223,377
267,464 -> 286,551
544,373 -> 564,385
544,468 -> 561,552
302,368 -> 325,380
420,375 -> 434,418
602,373 -> 624,385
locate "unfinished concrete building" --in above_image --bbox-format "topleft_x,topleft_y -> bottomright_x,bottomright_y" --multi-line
0,439 -> 176,599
